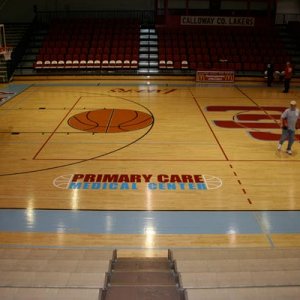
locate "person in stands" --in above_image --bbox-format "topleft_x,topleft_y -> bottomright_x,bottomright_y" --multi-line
283,61 -> 293,93
266,63 -> 274,87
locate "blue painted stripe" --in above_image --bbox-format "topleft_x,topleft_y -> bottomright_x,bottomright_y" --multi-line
1,210 -> 300,235
256,211 -> 300,233
0,84 -> 30,105
0,84 -> 30,95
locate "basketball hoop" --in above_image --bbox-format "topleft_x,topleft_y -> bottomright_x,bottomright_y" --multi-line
0,47 -> 13,61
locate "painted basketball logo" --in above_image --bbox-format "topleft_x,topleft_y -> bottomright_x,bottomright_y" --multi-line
207,105 -> 300,141
202,175 -> 222,190
68,108 -> 154,133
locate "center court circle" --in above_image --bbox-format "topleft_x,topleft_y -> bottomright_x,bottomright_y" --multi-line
68,108 -> 154,133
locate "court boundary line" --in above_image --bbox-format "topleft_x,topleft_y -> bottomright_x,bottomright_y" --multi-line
189,89 -> 229,161
27,158 -> 300,162
32,96 -> 83,160
0,207 -> 299,212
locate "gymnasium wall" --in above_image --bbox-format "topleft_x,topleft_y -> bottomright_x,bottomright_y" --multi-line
277,0 -> 300,14
0,0 -> 154,22
0,0 -> 299,23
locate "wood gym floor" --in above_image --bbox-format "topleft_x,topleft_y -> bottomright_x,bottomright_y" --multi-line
0,76 -> 300,251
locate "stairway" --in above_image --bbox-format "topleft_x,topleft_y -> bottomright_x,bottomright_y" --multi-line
138,26 -> 159,74
277,24 -> 300,75
0,23 -> 32,81
0,57 -> 8,82
101,250 -> 186,300
14,25 -> 48,76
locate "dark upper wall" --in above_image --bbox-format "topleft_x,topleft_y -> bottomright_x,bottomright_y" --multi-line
277,0 -> 300,14
0,0 -> 155,22
1,0 -> 299,23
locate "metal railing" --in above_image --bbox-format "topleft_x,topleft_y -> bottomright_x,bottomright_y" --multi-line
276,13 -> 300,24
35,10 -> 155,25
0,0 -> 8,11
5,20 -> 36,81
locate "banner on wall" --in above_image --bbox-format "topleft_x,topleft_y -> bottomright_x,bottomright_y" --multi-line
181,16 -> 255,26
196,70 -> 235,83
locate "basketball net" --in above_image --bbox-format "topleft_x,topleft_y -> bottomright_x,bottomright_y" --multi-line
0,47 -> 13,61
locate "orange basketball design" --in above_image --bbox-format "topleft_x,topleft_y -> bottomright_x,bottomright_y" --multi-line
68,109 -> 154,133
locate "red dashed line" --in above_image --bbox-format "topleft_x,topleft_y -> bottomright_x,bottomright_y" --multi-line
230,164 -> 252,205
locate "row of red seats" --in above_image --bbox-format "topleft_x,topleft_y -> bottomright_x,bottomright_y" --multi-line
39,46 -> 139,56
158,53 -> 289,71
159,46 -> 287,57
157,26 -> 283,38
43,37 -> 139,47
159,52 -> 288,62
34,54 -> 139,70
159,60 -> 269,72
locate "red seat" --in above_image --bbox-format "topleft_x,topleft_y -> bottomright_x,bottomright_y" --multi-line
79,54 -> 87,68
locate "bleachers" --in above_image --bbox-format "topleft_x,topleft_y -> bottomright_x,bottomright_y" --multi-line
157,26 -> 290,73
34,18 -> 140,70
15,16 -> 298,78
1,246 -> 300,299
33,19 -> 290,74
170,248 -> 300,300
0,247 -> 114,300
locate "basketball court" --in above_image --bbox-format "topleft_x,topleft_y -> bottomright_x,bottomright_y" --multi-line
0,78 -> 300,250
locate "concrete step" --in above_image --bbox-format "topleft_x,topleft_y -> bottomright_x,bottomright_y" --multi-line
0,258 -> 111,272
180,270 -> 300,288
175,257 -> 300,273
102,286 -> 184,300
186,286 -> 300,300
0,287 -> 100,300
113,257 -> 170,271
0,270 -> 106,288
170,248 -> 300,261
109,271 -> 177,286
0,247 -> 115,260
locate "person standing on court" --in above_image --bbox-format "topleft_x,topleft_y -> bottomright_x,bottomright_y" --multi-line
277,100 -> 300,155
283,61 -> 293,93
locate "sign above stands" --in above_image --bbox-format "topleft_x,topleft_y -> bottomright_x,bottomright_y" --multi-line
180,16 -> 255,26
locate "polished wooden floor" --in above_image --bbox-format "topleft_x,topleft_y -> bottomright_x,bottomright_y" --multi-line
0,77 -> 300,249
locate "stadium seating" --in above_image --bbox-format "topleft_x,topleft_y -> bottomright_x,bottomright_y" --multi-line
34,18 -> 140,71
33,18 -> 291,74
171,248 -> 300,300
0,247 -> 114,300
156,26 -> 290,72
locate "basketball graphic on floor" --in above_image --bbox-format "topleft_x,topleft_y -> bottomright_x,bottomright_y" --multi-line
68,108 -> 154,133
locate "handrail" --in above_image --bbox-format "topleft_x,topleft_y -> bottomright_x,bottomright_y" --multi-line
0,0 -> 8,11
35,10 -> 155,24
276,13 -> 300,24
6,19 -> 37,81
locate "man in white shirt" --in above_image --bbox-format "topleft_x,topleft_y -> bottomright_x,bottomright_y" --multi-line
277,100 -> 300,155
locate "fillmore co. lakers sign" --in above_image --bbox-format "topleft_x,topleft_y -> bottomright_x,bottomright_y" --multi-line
53,174 -> 222,191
